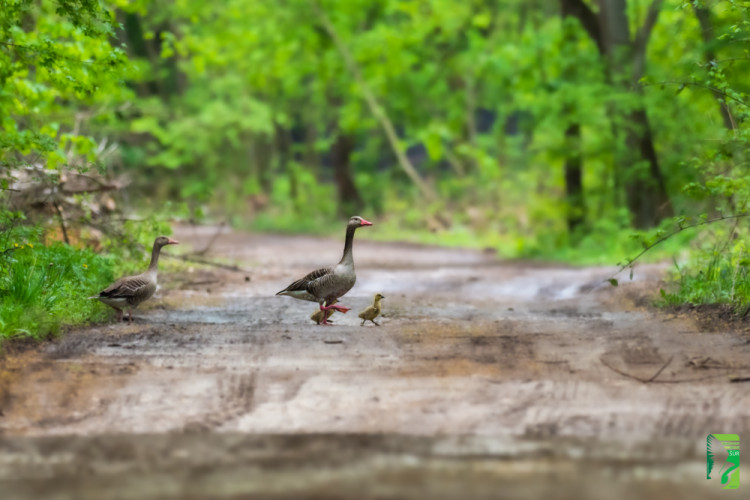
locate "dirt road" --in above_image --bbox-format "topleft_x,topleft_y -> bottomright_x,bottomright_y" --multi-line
1,225 -> 749,499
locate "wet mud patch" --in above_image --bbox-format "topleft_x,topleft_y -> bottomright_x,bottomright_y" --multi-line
0,353 -> 137,435
669,303 -> 750,338
0,433 -> 730,500
2,228 -> 750,498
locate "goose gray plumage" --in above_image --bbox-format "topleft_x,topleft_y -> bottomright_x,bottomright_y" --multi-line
90,236 -> 179,323
276,216 -> 372,325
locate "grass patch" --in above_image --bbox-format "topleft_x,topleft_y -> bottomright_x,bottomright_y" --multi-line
0,243 -> 116,341
659,239 -> 750,312
0,212 -> 177,344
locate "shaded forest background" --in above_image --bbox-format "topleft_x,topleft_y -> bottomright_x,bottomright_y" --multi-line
2,0 -> 750,337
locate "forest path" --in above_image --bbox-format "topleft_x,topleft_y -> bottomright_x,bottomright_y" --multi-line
1,224 -> 749,500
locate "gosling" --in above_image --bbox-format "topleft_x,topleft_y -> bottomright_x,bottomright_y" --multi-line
311,300 -> 340,324
358,293 -> 385,326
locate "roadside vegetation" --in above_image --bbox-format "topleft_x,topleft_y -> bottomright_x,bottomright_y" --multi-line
0,211 -> 173,341
2,0 -> 750,342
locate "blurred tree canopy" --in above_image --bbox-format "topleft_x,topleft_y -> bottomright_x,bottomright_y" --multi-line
2,0 -> 750,259
0,0 -> 128,173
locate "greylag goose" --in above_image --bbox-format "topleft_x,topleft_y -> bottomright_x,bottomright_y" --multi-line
90,236 -> 179,323
276,216 -> 372,325
358,293 -> 384,326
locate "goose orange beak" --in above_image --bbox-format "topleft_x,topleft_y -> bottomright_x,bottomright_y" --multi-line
167,238 -> 180,245
360,219 -> 373,226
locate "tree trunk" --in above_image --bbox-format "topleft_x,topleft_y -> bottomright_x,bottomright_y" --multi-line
274,123 -> 300,211
597,0 -> 672,228
560,0 -> 587,234
120,12 -> 157,97
623,106 -> 671,227
563,121 -> 585,233
464,76 -> 478,172
252,133 -> 273,193
274,122 -> 290,173
330,132 -> 364,216
564,0 -> 671,227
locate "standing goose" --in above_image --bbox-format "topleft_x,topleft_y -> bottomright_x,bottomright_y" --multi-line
90,236 -> 179,323
276,216 -> 372,325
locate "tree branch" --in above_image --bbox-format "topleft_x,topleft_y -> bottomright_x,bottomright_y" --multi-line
633,0 -> 664,80
642,80 -> 750,111
0,42 -> 121,67
308,0 -> 437,201
52,200 -> 70,245
162,253 -> 248,273
609,213 -> 750,282
561,0 -> 605,54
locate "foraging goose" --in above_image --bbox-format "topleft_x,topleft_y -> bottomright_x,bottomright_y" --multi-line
276,216 -> 372,325
91,236 -> 179,323
358,293 -> 385,326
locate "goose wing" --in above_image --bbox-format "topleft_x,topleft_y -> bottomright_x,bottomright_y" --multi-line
276,267 -> 333,295
98,275 -> 152,299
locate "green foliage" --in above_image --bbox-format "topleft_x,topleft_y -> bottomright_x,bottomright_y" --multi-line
0,0 -> 130,176
114,1 -> 722,243
0,211 -> 114,340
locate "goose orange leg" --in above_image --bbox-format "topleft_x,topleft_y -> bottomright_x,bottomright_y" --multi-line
319,301 -> 349,325
321,303 -> 350,314
317,306 -> 332,326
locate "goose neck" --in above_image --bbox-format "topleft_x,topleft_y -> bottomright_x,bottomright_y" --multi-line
147,242 -> 163,273
340,225 -> 356,264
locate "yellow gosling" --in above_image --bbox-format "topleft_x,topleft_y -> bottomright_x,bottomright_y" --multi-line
358,293 -> 384,326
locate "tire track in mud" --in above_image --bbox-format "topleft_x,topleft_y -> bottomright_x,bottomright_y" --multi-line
182,371 -> 258,432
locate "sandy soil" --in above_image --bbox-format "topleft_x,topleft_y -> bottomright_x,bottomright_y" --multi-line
1,224 -> 749,499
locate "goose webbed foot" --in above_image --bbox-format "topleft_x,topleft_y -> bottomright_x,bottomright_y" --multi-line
321,303 -> 350,314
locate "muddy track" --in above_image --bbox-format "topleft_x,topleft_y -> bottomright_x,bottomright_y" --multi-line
1,224 -> 749,499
